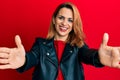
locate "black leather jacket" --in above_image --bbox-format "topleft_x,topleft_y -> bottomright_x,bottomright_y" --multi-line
17,38 -> 103,80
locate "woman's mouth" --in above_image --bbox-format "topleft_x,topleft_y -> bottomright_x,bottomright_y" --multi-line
59,26 -> 68,32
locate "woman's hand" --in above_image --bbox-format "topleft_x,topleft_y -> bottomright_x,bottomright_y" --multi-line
99,33 -> 120,68
0,35 -> 25,69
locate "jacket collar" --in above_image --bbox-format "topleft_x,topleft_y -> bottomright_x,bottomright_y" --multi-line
43,38 -> 75,67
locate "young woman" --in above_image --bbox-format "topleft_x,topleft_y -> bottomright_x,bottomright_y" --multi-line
0,2 -> 120,80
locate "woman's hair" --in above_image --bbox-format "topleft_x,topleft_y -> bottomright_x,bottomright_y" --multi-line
47,2 -> 85,47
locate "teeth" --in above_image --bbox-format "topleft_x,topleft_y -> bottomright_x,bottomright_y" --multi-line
60,27 -> 67,30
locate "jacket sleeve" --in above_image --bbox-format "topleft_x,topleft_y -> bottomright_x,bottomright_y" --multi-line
17,38 -> 41,73
78,44 -> 104,67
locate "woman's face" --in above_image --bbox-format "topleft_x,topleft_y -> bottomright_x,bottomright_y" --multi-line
54,7 -> 73,41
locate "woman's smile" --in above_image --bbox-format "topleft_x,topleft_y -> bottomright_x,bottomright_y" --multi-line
59,25 -> 68,32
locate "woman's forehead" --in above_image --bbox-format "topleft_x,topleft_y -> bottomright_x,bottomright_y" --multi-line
57,8 -> 73,18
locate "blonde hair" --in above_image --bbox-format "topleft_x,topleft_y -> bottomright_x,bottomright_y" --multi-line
47,2 -> 85,47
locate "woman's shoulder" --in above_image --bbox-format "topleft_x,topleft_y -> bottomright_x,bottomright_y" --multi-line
35,37 -> 54,43
35,37 -> 46,41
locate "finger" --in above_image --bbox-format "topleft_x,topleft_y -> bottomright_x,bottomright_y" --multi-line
0,53 -> 9,58
0,64 -> 11,69
111,48 -> 120,68
0,59 -> 9,64
15,35 -> 23,48
0,47 -> 11,53
101,33 -> 109,46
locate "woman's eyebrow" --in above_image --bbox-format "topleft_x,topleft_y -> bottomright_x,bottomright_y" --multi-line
57,15 -> 73,20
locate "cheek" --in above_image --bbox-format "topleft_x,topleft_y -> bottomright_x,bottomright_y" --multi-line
67,26 -> 73,34
54,20 -> 61,29
54,24 -> 59,31
69,24 -> 73,31
55,18 -> 61,24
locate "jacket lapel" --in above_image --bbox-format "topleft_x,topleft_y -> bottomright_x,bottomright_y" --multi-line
43,38 -> 58,68
61,43 -> 74,63
42,38 -> 76,68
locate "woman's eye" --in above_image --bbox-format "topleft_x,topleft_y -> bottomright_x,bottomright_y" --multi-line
58,16 -> 64,20
68,19 -> 73,23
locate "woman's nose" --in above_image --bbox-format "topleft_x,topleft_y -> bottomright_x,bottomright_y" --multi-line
62,19 -> 67,25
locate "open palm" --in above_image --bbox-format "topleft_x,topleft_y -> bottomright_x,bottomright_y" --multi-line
99,33 -> 120,68
0,35 -> 25,69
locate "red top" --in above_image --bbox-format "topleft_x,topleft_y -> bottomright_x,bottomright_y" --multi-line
54,40 -> 66,80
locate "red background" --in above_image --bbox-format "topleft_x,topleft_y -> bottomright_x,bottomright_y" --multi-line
0,0 -> 120,80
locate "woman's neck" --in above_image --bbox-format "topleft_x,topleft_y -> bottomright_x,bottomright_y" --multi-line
54,35 -> 68,41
